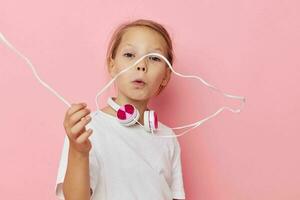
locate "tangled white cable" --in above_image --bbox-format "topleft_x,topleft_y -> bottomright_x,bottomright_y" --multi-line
0,32 -> 246,138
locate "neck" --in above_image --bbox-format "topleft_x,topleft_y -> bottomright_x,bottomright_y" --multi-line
113,92 -> 150,125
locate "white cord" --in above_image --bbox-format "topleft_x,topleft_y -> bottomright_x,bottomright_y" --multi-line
0,32 -> 246,138
0,32 -> 71,107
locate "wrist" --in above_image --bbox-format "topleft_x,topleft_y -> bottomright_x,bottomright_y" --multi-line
69,145 -> 89,158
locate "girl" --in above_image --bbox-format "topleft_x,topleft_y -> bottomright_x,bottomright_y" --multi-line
55,19 -> 186,200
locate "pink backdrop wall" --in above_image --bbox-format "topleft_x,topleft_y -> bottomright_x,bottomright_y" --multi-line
1,0 -> 299,199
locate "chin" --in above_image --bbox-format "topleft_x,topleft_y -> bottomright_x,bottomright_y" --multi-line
127,92 -> 151,102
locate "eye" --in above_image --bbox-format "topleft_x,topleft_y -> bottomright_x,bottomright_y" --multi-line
123,52 -> 135,58
149,56 -> 161,62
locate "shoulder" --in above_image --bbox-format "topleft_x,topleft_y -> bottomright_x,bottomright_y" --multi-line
86,109 -> 110,127
159,121 -> 179,136
84,110 -> 111,141
157,121 -> 180,146
157,121 -> 175,135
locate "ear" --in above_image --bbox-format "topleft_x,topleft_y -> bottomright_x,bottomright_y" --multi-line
108,56 -> 116,78
161,68 -> 171,86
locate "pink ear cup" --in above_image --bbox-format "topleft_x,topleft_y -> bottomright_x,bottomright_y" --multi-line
117,104 -> 140,126
117,104 -> 134,120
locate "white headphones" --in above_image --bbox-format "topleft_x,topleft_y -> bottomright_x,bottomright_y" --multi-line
107,97 -> 158,133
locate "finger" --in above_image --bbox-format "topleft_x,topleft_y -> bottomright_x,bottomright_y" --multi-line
69,108 -> 91,127
70,115 -> 92,137
66,102 -> 87,117
76,129 -> 93,144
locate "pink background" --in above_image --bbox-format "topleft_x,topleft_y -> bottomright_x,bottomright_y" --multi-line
1,0 -> 299,199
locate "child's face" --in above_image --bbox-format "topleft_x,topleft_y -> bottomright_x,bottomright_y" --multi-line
109,26 -> 171,101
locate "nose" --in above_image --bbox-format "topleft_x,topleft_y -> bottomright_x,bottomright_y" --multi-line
135,59 -> 148,72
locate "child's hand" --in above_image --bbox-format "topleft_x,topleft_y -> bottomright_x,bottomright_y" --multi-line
63,102 -> 93,154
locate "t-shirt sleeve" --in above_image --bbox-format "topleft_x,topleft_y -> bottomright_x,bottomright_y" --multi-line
54,135 -> 100,200
171,138 -> 186,200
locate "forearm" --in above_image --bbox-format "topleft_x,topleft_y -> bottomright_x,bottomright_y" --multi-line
62,146 -> 91,200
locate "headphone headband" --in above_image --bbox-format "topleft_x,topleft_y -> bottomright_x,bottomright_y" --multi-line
107,97 -> 120,111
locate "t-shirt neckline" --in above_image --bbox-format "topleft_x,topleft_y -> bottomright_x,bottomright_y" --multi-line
96,108 -> 118,120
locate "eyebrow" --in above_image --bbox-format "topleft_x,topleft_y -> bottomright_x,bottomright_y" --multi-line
124,43 -> 164,53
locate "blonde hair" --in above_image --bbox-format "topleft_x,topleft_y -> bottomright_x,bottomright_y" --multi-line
106,19 -> 174,95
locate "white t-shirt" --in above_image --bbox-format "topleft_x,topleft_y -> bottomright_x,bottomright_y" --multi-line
55,109 -> 186,200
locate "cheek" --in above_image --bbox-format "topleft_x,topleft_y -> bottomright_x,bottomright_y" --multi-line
115,57 -> 135,71
114,74 -> 129,88
153,65 -> 166,80
148,71 -> 165,88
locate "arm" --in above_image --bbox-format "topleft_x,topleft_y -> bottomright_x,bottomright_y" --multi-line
171,138 -> 186,200
62,146 -> 92,200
